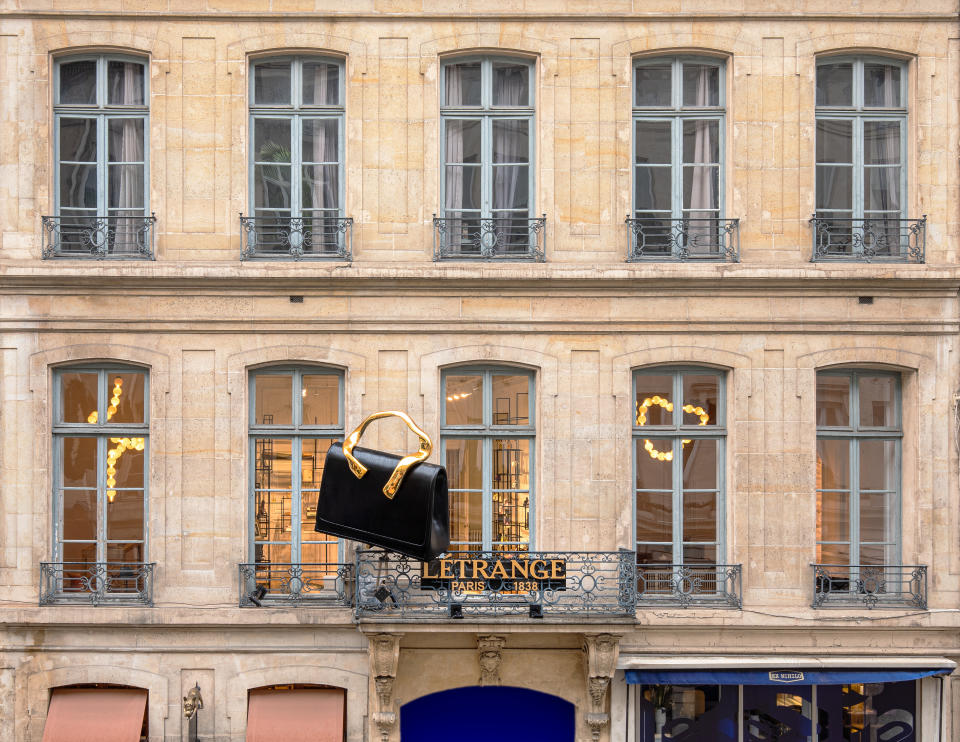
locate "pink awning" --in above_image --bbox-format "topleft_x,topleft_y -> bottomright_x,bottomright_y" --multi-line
41,687 -> 147,742
246,688 -> 345,742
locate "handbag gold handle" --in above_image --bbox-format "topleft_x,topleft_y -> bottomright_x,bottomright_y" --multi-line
342,411 -> 433,499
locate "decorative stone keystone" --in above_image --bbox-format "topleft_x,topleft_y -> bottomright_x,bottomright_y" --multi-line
582,633 -> 621,742
477,635 -> 506,686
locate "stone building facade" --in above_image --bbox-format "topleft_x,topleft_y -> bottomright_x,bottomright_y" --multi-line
1,0 -> 960,740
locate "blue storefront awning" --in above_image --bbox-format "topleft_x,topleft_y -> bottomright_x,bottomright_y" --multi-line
625,668 -> 951,686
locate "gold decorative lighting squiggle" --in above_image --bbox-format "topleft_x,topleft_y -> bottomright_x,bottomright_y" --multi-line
636,396 -> 710,461
87,377 -> 144,503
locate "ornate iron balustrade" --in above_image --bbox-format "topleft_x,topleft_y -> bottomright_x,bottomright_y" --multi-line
626,216 -> 739,262
41,215 -> 156,259
636,564 -> 742,608
240,215 -> 353,260
39,562 -> 155,606
810,215 -> 925,262
355,549 -> 637,620
433,214 -> 546,261
238,562 -> 353,607
812,564 -> 927,609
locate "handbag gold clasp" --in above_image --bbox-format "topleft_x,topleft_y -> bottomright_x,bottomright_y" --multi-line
342,411 -> 433,499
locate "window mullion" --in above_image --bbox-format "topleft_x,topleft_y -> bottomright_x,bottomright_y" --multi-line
853,116 -> 864,228
482,434 -> 493,551
482,116 -> 492,218
850,437 -> 860,566
292,115 -> 302,220
97,434 -> 106,564
97,113 -> 107,217
672,116 -> 682,220
673,436 -> 683,564
292,435 -> 302,563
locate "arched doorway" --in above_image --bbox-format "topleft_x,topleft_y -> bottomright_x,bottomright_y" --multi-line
400,686 -> 575,742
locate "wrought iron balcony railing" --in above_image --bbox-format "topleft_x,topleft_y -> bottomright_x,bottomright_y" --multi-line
626,216 -> 739,262
240,215 -> 353,260
39,562 -> 155,606
238,562 -> 353,607
812,564 -> 927,609
433,214 -> 546,261
41,215 -> 156,260
810,215 -> 925,262
355,549 -> 637,619
636,564 -> 742,608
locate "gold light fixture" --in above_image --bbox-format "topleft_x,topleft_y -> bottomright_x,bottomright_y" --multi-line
87,377 -> 144,503
636,396 -> 710,461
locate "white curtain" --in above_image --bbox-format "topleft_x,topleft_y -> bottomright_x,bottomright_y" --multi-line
111,63 -> 144,253
493,68 -> 526,251
868,66 -> 901,254
310,66 -> 337,251
444,66 -> 465,251
687,66 -> 717,253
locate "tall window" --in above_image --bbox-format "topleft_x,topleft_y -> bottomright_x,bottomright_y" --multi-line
50,55 -> 150,258
438,57 -> 540,259
441,368 -> 534,551
53,367 -> 148,581
815,58 -> 909,259
633,368 -> 724,565
816,370 -> 901,567
631,57 -> 727,259
249,368 -> 343,573
247,57 -> 346,258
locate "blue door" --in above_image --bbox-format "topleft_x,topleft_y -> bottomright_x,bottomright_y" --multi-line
401,686 -> 575,742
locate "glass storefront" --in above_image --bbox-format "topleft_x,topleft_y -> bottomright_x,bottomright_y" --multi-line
630,680 -> 918,741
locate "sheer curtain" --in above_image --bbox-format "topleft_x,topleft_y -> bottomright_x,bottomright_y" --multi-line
493,69 -> 526,252
444,66 -> 464,251
869,66 -> 901,254
111,62 -> 144,254
310,67 -> 337,252
687,66 -> 717,254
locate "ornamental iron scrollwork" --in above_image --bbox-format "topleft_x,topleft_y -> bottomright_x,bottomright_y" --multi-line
810,215 -> 925,263
237,562 -> 353,606
433,215 -> 546,261
626,216 -> 739,262
811,564 -> 927,609
39,561 -> 155,606
41,215 -> 156,260
240,214 -> 353,261
636,563 -> 742,608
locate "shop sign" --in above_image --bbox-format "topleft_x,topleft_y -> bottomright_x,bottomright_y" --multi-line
768,671 -> 805,683
421,556 -> 567,593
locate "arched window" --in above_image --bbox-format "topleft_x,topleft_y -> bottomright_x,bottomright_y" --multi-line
244,57 -> 350,260
47,54 -> 152,259
436,57 -> 542,260
245,367 -> 345,604
441,367 -> 535,551
630,57 -> 734,261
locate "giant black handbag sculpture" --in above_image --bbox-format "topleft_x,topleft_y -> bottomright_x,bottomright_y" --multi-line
315,411 -> 449,561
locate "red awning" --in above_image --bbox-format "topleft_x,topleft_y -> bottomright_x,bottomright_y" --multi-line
246,688 -> 345,742
41,687 -> 147,742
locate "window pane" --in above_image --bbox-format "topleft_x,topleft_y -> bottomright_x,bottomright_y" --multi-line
254,61 -> 291,105
816,119 -> 852,163
301,542 -> 338,564
637,543 -> 672,563
445,166 -> 482,211
864,167 -> 901,212
302,165 -> 338,210
682,64 -> 720,107
493,120 -> 529,163
300,488 -> 321,547
107,61 -> 145,105
816,165 -> 853,210
636,490 -> 671,542
682,439 -> 716,489
683,166 -> 718,212
493,165 -> 529,210
62,437 -> 97,487
61,372 -> 99,423
60,164 -> 97,209
444,62 -> 481,106
302,61 -> 339,105
634,121 -> 671,164
635,375 -> 674,426
302,119 -> 338,163
817,542 -> 850,564
109,443 -> 144,490
817,376 -> 850,426
446,438 -> 482,490
63,541 -> 97,564
817,490 -> 850,543
864,63 -> 901,107
860,439 -> 897,490
860,490 -> 893,544
445,375 -> 482,424
107,489 -> 143,540
683,374 -> 719,426
858,376 -> 896,427
492,63 -> 529,106
450,489 -> 482,547
859,543 -> 895,565
254,118 -> 291,162
445,119 -> 481,163
492,375 -> 529,425
635,167 -> 671,211
682,543 -> 716,564
817,62 -> 853,106
682,120 -> 719,163
864,121 -> 901,164
108,372 -> 146,424
493,439 -> 529,491
817,439 -> 849,490
108,166 -> 145,209
106,542 -> 143,563
254,487 -> 291,542
682,491 -> 716,542
301,375 -> 338,426
108,119 -> 144,163
59,60 -> 97,104
60,118 -> 97,162
256,542 -> 291,565
254,374 -> 292,425
63,489 -> 97,540
742,685 -> 813,742
300,438 -> 333,488
636,439 -> 674,486
492,490 -> 529,545
255,438 -> 292,490
635,65 -> 671,106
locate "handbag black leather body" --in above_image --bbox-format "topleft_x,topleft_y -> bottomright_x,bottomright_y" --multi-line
315,411 -> 449,561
